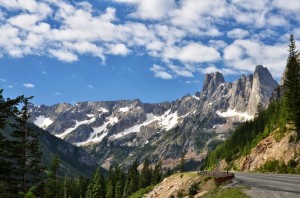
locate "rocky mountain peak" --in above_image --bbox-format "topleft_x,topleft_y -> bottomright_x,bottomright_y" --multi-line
201,72 -> 225,98
246,65 -> 278,114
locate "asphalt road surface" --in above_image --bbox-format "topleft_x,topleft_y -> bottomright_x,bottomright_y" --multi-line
233,172 -> 300,198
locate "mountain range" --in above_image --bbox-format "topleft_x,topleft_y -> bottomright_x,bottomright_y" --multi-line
28,65 -> 278,170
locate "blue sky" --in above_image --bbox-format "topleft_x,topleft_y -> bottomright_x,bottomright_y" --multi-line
0,0 -> 300,105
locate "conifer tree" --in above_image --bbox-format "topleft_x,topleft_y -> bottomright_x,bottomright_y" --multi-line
9,97 -> 43,193
255,102 -> 265,117
180,154 -> 185,173
140,157 -> 151,188
0,90 -> 24,192
283,34 -> 300,136
86,167 -> 106,198
152,161 -> 162,185
45,155 -> 62,198
115,179 -> 124,198
124,159 -> 140,196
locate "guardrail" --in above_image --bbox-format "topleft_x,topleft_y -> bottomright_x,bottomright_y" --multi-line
198,171 -> 235,185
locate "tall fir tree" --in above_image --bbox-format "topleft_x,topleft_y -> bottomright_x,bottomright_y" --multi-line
283,34 -> 300,136
152,161 -> 162,185
0,90 -> 24,194
86,167 -> 106,198
180,154 -> 185,173
45,155 -> 62,198
9,97 -> 43,193
140,157 -> 151,188
124,159 -> 140,197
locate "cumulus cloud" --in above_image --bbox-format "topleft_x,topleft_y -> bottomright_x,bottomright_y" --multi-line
0,78 -> 6,82
0,0 -> 298,80
23,83 -> 35,88
223,39 -> 288,77
49,50 -> 78,62
200,66 -> 239,75
150,64 -> 172,79
114,0 -> 177,20
163,43 -> 221,63
227,28 -> 249,39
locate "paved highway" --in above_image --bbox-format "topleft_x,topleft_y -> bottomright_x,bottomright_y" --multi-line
233,172 -> 300,198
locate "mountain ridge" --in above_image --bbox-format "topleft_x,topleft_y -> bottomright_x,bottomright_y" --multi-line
28,65 -> 278,169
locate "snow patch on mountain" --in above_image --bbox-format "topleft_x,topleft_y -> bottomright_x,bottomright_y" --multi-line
34,115 -> 53,129
216,109 -> 253,121
76,116 -> 119,146
119,107 -> 130,113
56,117 -> 96,139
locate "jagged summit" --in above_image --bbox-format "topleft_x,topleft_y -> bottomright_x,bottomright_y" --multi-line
202,72 -> 225,91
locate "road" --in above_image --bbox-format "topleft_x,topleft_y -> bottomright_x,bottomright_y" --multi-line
233,172 -> 300,198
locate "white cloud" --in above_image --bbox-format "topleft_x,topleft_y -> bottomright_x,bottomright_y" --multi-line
87,85 -> 93,89
8,85 -> 13,88
209,40 -> 227,50
273,0 -> 300,12
23,83 -> 35,88
114,0 -> 177,20
0,0 -> 297,80
8,14 -> 39,30
185,80 -> 200,84
200,66 -> 239,75
150,64 -> 172,79
49,50 -> 78,62
167,65 -> 193,77
227,28 -> 249,39
163,43 -> 221,63
0,78 -> 6,82
223,39 -> 288,78
108,43 -> 130,56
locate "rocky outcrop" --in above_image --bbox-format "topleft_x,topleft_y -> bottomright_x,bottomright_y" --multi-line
236,131 -> 300,171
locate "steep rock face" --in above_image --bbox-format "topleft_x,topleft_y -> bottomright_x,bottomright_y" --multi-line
28,65 -> 278,168
247,65 -> 279,114
236,131 -> 300,171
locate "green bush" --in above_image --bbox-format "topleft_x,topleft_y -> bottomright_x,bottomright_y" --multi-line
129,185 -> 154,198
204,176 -> 212,182
188,183 -> 199,197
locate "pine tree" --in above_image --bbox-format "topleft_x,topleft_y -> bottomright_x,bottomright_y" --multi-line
152,161 -> 162,185
9,97 -> 43,193
114,166 -> 125,198
45,155 -> 62,198
124,159 -> 140,196
106,179 -> 114,198
0,90 -> 25,197
140,157 -> 151,188
115,179 -> 123,198
283,34 -> 300,136
180,154 -> 185,173
86,167 -> 106,198
255,102 -> 265,117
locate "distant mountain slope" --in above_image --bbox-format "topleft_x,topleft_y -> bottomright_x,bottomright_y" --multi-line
3,122 -> 98,177
34,124 -> 98,177
28,65 -> 278,169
